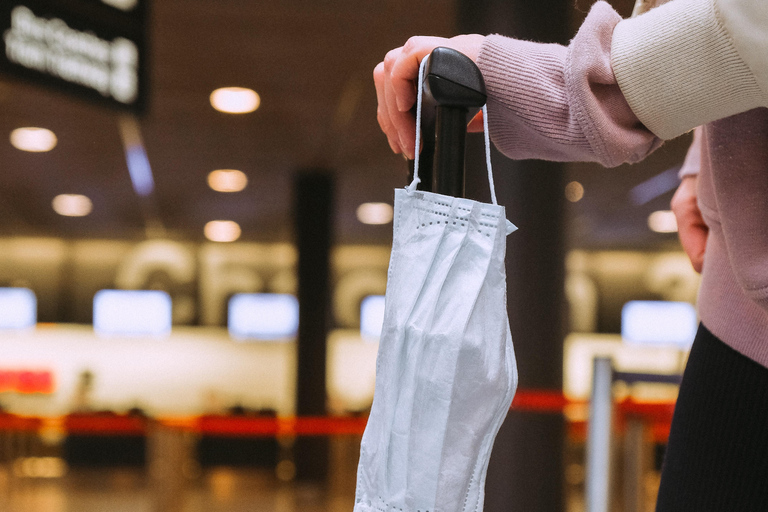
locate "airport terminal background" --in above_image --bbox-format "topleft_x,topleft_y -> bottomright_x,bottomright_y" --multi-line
0,0 -> 700,511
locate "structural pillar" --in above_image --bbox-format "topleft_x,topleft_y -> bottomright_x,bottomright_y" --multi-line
460,0 -> 570,509
293,170 -> 334,482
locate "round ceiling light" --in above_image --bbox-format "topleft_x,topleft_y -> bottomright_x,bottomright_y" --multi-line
356,202 -> 394,225
208,169 -> 248,192
52,194 -> 92,217
10,127 -> 57,152
209,87 -> 260,114
204,220 -> 242,242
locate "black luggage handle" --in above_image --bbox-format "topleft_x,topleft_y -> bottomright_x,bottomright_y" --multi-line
408,47 -> 487,198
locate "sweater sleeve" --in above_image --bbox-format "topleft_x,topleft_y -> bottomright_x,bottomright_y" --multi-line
612,0 -> 768,140
476,1 -> 661,168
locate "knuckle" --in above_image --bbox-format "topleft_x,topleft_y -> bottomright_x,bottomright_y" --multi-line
383,49 -> 400,70
402,36 -> 422,53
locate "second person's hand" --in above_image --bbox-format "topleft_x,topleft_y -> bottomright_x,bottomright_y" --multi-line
671,175 -> 708,273
373,34 -> 485,160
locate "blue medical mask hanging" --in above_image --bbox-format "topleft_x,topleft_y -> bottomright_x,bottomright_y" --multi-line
354,56 -> 519,512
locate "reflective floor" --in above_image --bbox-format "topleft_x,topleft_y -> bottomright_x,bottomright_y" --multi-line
0,467 -> 354,512
0,434 -> 663,512
0,436 -> 360,512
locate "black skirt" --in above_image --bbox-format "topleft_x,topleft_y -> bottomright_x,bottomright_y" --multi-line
655,323 -> 768,511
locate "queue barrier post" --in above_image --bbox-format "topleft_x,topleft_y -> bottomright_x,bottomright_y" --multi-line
585,357 -> 614,512
585,359 -> 683,512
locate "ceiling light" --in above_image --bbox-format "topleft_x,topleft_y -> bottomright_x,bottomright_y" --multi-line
204,220 -> 241,242
209,87 -> 260,114
356,202 -> 393,225
208,169 -> 248,192
565,181 -> 584,202
648,210 -> 677,233
52,194 -> 92,217
100,0 -> 138,11
10,127 -> 57,152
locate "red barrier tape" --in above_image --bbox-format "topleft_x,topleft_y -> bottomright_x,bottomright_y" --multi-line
0,391 -> 676,441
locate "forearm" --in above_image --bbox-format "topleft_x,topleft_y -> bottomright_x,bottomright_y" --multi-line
477,2 -> 661,167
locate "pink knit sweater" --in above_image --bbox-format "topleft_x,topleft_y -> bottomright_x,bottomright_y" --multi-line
477,1 -> 768,367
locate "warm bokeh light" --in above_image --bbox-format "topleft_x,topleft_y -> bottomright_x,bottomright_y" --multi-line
209,87 -> 260,114
565,181 -> 584,202
356,202 -> 393,225
10,127 -> 57,152
208,169 -> 248,192
648,210 -> 678,233
204,220 -> 242,242
52,194 -> 93,217
101,0 -> 139,11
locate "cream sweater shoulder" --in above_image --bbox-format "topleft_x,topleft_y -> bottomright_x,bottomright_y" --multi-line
611,0 -> 768,139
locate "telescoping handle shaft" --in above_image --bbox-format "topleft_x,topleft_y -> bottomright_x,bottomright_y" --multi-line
409,47 -> 487,197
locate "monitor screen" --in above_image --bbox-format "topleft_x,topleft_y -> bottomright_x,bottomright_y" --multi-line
621,300 -> 697,348
0,287 -> 36,329
93,289 -> 172,336
360,295 -> 386,340
228,293 -> 299,340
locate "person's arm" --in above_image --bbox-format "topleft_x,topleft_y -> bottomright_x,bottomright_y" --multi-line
477,1 -> 661,167
374,0 -> 768,167
375,2 -> 662,166
612,0 -> 768,140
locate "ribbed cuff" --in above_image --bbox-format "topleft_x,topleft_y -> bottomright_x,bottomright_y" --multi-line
612,0 -> 765,140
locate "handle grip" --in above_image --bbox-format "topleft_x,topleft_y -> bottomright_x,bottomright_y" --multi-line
408,47 -> 487,197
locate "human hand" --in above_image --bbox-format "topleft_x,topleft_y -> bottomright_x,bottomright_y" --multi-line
671,175 -> 708,273
373,34 -> 486,159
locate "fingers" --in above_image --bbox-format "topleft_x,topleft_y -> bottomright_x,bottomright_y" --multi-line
383,48 -> 413,157
386,38 -> 443,159
671,176 -> 708,273
373,62 -> 400,154
374,34 -> 487,159
373,37 -> 448,159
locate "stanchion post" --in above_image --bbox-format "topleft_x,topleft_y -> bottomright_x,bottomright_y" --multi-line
624,417 -> 646,512
586,356 -> 614,512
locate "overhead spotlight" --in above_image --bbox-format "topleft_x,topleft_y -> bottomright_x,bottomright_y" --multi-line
565,181 -> 584,202
208,169 -> 248,192
204,220 -> 241,242
209,87 -> 260,114
356,202 -> 393,225
648,210 -> 678,233
52,194 -> 92,217
10,127 -> 57,152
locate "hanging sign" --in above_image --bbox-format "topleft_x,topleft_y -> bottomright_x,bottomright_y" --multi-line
0,0 -> 148,112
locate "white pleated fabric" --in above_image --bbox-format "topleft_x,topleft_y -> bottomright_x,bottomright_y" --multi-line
354,56 -> 518,512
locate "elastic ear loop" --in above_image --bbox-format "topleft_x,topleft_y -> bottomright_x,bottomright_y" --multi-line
406,57 -> 498,206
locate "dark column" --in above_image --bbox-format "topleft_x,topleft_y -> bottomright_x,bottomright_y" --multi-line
460,0 -> 570,510
293,170 -> 334,482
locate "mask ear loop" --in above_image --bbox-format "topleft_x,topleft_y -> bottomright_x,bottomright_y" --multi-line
406,54 -> 497,207
406,56 -> 429,194
482,104 -> 497,206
